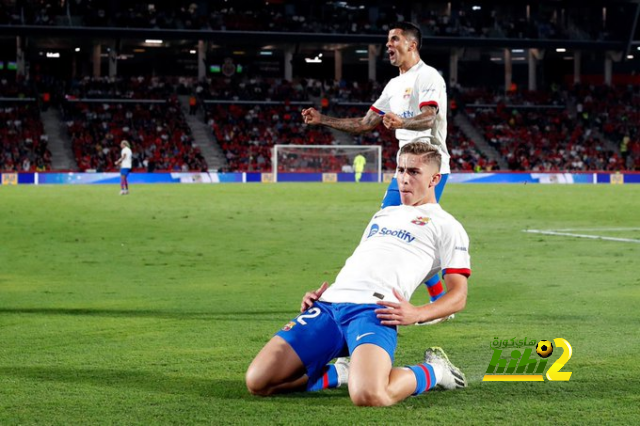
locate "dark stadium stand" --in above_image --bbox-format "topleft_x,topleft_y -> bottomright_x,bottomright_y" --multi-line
1,0 -> 627,42
0,103 -> 51,172
205,103 -> 334,172
2,72 -> 638,173
62,99 -> 207,172
0,78 -> 37,98
65,76 -> 176,100
466,103 -> 626,171
1,0 -> 638,173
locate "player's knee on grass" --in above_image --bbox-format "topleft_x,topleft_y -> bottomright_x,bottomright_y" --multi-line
245,364 -> 276,396
245,352 -> 280,396
349,386 -> 393,407
246,336 -> 307,396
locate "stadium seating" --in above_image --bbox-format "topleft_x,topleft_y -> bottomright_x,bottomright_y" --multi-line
0,103 -> 51,172
205,103 -> 334,172
0,79 -> 37,98
465,102 -> 626,171
2,72 -> 637,173
571,84 -> 639,147
197,76 -> 383,104
447,122 -> 497,172
63,100 -> 207,172
204,99 -> 492,173
65,76 -> 176,100
0,1 -> 614,41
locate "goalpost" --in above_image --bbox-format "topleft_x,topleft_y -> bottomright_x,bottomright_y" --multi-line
272,145 -> 382,183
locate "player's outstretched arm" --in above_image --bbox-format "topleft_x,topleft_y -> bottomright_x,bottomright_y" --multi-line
382,105 -> 437,131
300,281 -> 328,312
302,108 -> 382,134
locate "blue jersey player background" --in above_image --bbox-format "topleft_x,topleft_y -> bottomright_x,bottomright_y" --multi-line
302,22 -> 452,317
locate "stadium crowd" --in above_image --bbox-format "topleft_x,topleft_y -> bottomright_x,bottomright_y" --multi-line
571,84 -> 640,171
467,106 -> 623,171
197,76 -> 383,104
0,1 -> 623,42
0,78 -> 37,98
63,99 -> 207,172
2,72 -> 639,173
206,103 -> 335,172
0,103 -> 51,172
205,100 -> 496,173
64,76 -> 177,100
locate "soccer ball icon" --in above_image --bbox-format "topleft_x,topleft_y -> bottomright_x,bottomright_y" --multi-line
536,340 -> 554,358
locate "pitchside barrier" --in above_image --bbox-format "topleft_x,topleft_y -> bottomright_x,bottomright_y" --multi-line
1,172 -> 639,185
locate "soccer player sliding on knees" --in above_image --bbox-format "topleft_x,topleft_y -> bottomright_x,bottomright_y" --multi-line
246,143 -> 470,407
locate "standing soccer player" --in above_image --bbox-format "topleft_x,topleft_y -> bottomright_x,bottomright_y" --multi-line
246,143 -> 469,406
302,22 -> 451,312
115,140 -> 132,195
353,153 -> 366,182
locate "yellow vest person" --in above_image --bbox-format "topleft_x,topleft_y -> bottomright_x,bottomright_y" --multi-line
353,154 -> 367,183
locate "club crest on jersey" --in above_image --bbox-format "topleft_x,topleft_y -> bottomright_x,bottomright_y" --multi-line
411,216 -> 430,226
403,88 -> 412,99
282,321 -> 296,332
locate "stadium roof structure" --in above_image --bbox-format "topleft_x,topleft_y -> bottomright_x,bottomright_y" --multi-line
0,26 -> 629,52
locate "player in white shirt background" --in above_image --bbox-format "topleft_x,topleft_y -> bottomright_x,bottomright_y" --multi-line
302,21 -> 452,310
246,142 -> 470,407
115,140 -> 132,195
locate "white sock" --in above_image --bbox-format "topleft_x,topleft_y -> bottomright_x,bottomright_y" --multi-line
335,360 -> 349,387
429,362 -> 445,384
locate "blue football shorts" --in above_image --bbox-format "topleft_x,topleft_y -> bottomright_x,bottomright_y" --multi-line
120,168 -> 131,177
275,301 -> 397,382
381,173 -> 449,208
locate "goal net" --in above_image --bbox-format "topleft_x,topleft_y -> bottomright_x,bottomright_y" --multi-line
272,145 -> 382,182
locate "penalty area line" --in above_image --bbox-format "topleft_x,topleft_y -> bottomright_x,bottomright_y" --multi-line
523,229 -> 640,244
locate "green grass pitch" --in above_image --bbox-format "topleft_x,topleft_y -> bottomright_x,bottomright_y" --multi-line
1,183 -> 639,425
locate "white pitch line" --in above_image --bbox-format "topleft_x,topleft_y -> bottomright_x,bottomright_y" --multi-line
552,228 -> 640,232
524,229 -> 640,244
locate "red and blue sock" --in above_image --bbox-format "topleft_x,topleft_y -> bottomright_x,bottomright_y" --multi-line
407,363 -> 437,395
306,364 -> 339,392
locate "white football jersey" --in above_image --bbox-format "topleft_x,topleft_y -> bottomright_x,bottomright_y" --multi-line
371,60 -> 451,174
120,147 -> 133,169
320,203 -> 470,305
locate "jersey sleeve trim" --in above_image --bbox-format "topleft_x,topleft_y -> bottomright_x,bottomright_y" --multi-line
370,106 -> 386,116
443,268 -> 471,278
419,101 -> 439,111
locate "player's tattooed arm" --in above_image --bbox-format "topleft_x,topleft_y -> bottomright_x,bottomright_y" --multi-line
321,109 -> 382,134
401,105 -> 437,130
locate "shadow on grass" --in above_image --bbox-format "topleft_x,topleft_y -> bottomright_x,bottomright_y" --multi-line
0,366 -> 348,405
0,366 -> 626,414
0,308 -> 293,321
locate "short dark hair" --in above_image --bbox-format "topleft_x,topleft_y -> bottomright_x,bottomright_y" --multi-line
390,21 -> 422,51
399,141 -> 441,171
